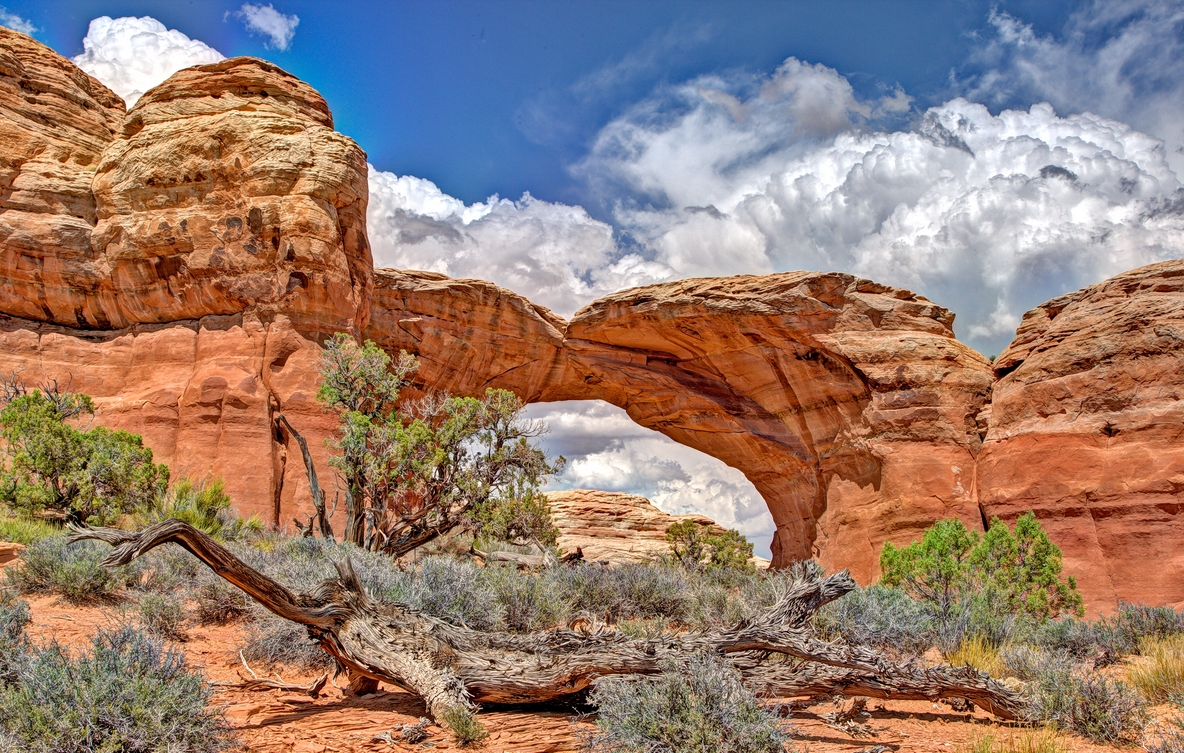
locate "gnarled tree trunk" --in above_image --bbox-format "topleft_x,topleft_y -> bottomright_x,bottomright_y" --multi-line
69,520 -> 1024,726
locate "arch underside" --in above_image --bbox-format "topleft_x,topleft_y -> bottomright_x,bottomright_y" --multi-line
364,268 -> 993,578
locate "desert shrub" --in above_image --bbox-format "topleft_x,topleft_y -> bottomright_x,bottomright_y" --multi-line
0,627 -> 233,752
552,562 -> 698,624
1104,603 -> 1184,656
194,578 -> 251,625
138,477 -> 262,541
136,592 -> 188,642
0,515 -> 58,545
484,564 -> 570,632
1023,652 -> 1147,743
241,613 -> 330,670
0,389 -> 169,525
666,519 -> 756,573
880,512 -> 1082,625
5,534 -> 142,604
582,654 -> 788,753
395,556 -> 501,630
0,593 -> 29,685
1145,712 -> 1184,753
816,584 -> 934,655
1034,603 -> 1184,663
1033,617 -> 1105,659
998,643 -> 1059,681
441,706 -> 489,746
1128,634 -> 1184,702
136,542 -> 203,593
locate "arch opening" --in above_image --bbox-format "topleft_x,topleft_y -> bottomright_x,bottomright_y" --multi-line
523,400 -> 777,559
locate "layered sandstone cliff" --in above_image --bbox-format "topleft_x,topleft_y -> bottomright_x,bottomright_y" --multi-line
1,28 -> 1182,611
978,260 -> 1184,610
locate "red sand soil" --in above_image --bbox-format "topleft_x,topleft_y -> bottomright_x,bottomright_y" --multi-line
21,595 -> 1137,753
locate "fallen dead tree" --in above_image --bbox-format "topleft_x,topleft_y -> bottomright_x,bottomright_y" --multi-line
69,519 -> 1024,730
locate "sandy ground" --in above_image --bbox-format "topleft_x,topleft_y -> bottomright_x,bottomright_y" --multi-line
21,594 -> 1135,753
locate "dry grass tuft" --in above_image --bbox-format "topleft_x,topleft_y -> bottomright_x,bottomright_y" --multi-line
1128,634 -> 1184,702
947,634 -> 1005,677
959,726 -> 1068,753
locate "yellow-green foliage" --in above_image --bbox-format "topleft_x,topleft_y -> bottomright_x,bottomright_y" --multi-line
0,515 -> 58,544
1128,634 -> 1184,702
959,727 -> 1068,753
947,634 -> 1004,677
441,706 -> 488,746
138,478 -> 262,541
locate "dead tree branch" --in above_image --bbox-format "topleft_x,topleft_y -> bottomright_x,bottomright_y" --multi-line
69,520 -> 1024,724
276,414 -> 335,542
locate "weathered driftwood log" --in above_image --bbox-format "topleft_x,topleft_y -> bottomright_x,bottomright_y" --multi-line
68,520 -> 1024,726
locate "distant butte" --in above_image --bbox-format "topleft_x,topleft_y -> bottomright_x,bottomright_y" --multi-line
1,26 -> 1181,612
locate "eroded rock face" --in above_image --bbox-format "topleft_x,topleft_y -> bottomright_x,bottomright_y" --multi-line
548,488 -> 770,567
0,28 -> 124,322
0,32 -> 362,529
0,312 -> 333,525
978,260 -> 1184,611
0,31 -> 370,335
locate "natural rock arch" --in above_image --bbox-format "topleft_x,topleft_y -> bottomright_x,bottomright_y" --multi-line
363,268 -> 994,576
6,26 -> 1182,611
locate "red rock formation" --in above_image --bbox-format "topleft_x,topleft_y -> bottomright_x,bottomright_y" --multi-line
3,28 -> 1183,611
0,29 -> 359,524
978,260 -> 1184,612
369,269 -> 993,580
0,28 -> 369,335
548,488 -> 769,567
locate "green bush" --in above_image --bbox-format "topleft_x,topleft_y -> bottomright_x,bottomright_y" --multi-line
880,512 -> 1082,624
666,519 -> 756,573
317,335 -> 563,554
582,654 -> 788,753
441,706 -> 488,746
0,626 -> 234,752
0,390 -> 169,526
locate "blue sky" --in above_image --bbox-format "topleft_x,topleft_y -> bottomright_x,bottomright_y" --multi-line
17,0 -> 1072,207
4,1 -> 1184,554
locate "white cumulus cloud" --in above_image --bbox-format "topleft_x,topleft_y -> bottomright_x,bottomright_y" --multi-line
367,166 -> 673,316
524,401 -> 775,557
71,16 -> 224,106
0,7 -> 36,35
965,1 -> 1184,177
578,59 -> 1184,354
234,3 -> 299,51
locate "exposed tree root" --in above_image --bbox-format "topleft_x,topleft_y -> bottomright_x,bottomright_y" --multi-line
69,519 -> 1024,726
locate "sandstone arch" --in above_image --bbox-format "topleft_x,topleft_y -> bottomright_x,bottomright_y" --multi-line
4,26 -> 1184,611
363,268 -> 994,576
